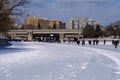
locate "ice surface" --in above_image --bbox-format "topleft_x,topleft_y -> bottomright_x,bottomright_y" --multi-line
0,42 -> 120,80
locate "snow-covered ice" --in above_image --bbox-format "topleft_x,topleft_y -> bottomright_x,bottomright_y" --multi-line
0,42 -> 120,80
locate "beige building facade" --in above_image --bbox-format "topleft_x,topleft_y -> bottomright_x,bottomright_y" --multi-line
66,17 -> 96,30
23,15 -> 63,29
48,20 -> 62,29
23,16 -> 45,29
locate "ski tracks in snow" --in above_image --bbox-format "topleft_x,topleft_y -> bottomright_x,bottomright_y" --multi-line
0,42 -> 120,80
85,47 -> 120,76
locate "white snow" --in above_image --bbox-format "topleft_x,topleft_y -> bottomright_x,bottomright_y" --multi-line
0,42 -> 120,80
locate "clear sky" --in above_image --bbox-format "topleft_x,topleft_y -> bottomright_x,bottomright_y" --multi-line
25,0 -> 120,26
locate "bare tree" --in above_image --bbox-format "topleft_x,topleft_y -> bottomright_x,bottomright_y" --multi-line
0,0 -> 29,32
104,24 -> 115,37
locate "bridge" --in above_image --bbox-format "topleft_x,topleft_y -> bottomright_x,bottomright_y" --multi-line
7,29 -> 83,41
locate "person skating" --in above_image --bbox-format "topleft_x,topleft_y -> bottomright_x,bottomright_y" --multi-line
82,39 -> 85,45
114,40 -> 119,48
88,40 -> 92,45
76,40 -> 80,45
104,39 -> 106,45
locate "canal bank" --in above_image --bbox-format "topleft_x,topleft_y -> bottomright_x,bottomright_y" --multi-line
0,38 -> 8,46
0,33 -> 8,46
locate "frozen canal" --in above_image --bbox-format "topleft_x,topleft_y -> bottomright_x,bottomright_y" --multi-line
0,42 -> 120,80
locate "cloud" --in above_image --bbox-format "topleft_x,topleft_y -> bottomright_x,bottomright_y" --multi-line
59,0 -> 113,4
28,0 -> 51,8
23,0 -> 120,26
57,0 -> 114,9
30,0 -> 49,4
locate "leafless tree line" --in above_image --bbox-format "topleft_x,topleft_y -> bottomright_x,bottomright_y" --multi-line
0,0 -> 29,32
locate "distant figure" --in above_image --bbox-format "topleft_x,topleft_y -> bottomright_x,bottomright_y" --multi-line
76,40 -> 80,45
112,40 -> 115,45
114,40 -> 119,48
95,40 -> 99,45
88,40 -> 92,45
104,40 -> 106,45
93,39 -> 96,45
82,39 -> 85,45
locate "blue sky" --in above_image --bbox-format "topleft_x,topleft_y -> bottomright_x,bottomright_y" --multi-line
24,0 -> 120,26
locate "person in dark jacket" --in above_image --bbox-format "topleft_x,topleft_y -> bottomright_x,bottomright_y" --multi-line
82,39 -> 85,45
96,40 -> 99,45
104,39 -> 106,45
114,40 -> 119,48
93,39 -> 96,45
88,40 -> 92,45
76,40 -> 80,45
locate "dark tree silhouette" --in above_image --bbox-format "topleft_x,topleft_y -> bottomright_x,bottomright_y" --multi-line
94,24 -> 102,38
82,24 -> 94,38
104,24 -> 115,37
0,0 -> 29,32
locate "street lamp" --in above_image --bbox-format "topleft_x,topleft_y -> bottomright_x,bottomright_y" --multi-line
50,34 -> 54,37
50,34 -> 54,42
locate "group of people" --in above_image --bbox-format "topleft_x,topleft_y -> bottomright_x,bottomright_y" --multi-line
76,39 -> 100,45
76,39 -> 119,48
112,40 -> 119,48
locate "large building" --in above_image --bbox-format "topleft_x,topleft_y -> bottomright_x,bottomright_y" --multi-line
48,20 -> 62,29
38,19 -> 49,29
66,17 -> 96,30
38,19 -> 63,29
23,15 -> 64,29
23,16 -> 46,29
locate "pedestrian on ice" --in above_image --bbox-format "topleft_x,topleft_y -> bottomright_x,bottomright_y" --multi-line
88,40 -> 92,45
76,40 -> 80,45
82,39 -> 85,45
104,39 -> 106,45
96,40 -> 99,45
114,40 -> 119,48
93,39 -> 96,45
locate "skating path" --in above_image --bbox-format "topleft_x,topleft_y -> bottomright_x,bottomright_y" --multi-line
0,42 -> 120,80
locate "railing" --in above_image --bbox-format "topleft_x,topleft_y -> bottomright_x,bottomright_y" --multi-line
79,38 -> 120,41
8,29 -> 82,33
